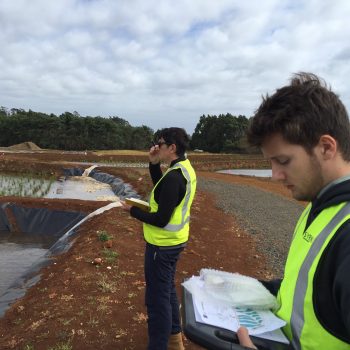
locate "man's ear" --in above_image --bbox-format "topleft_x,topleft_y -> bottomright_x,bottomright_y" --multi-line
318,135 -> 337,160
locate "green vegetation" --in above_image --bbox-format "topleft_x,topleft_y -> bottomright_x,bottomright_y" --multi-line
102,248 -> 119,263
0,173 -> 54,197
0,107 -> 251,153
22,345 -> 35,350
97,230 -> 111,242
47,342 -> 72,350
0,108 -> 153,151
191,113 -> 249,153
97,273 -> 117,293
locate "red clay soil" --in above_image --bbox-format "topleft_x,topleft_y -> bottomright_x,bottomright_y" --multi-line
0,158 -> 294,350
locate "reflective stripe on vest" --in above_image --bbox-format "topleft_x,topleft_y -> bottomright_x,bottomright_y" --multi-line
276,202 -> 350,350
288,202 -> 350,350
163,163 -> 192,232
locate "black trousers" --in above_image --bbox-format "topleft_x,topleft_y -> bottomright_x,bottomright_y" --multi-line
145,242 -> 184,350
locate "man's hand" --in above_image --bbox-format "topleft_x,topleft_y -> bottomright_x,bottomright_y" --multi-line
237,327 -> 257,349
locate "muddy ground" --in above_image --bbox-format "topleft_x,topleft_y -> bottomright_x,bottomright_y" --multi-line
0,151 -> 293,350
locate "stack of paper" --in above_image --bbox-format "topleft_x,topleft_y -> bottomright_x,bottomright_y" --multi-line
183,276 -> 289,344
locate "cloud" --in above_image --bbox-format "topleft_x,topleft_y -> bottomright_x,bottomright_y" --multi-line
1,0 -> 350,133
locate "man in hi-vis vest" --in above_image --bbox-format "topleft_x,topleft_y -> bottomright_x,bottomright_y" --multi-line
237,73 -> 350,350
122,127 -> 196,350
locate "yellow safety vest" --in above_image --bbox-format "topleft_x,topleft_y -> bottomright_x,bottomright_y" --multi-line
276,202 -> 350,350
143,159 -> 197,246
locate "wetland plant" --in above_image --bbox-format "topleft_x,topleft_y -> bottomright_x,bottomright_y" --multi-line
0,173 -> 54,198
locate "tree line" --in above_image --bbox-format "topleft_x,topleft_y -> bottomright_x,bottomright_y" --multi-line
190,113 -> 249,153
0,107 -> 250,153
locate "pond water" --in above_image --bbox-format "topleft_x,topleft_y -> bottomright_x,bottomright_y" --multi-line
217,169 -> 272,177
0,231 -> 56,296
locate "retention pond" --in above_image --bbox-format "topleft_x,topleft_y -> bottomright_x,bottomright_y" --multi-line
0,203 -> 88,316
0,166 -> 139,317
217,169 -> 272,177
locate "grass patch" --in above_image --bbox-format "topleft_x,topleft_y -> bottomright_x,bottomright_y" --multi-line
23,345 -> 35,350
102,248 -> 119,263
48,341 -> 72,350
59,317 -> 76,326
97,230 -> 112,242
13,318 -> 22,325
97,274 -> 117,293
87,315 -> 99,327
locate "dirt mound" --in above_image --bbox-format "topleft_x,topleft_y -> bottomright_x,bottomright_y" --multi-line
8,141 -> 41,151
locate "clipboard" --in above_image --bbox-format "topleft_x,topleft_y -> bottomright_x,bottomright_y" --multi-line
182,286 -> 291,350
125,198 -> 150,212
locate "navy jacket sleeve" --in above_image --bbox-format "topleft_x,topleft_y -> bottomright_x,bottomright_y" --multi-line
334,244 -> 350,335
149,162 -> 163,185
314,221 -> 350,341
260,279 -> 282,296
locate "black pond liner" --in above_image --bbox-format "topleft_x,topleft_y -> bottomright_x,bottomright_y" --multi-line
0,202 -> 87,317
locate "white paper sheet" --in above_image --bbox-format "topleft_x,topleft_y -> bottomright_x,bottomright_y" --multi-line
184,276 -> 289,344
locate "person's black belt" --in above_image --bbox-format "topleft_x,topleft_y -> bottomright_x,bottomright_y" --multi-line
146,241 -> 187,250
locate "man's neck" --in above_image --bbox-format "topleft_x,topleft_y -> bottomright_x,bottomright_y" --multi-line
318,161 -> 350,198
317,173 -> 350,198
321,156 -> 350,186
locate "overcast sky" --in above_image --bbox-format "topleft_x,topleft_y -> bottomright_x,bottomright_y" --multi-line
1,0 -> 349,134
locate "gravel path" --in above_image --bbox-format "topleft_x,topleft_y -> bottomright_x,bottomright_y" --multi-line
198,177 -> 305,277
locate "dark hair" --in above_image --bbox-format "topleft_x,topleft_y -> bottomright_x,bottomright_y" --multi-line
158,127 -> 189,156
247,72 -> 350,160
